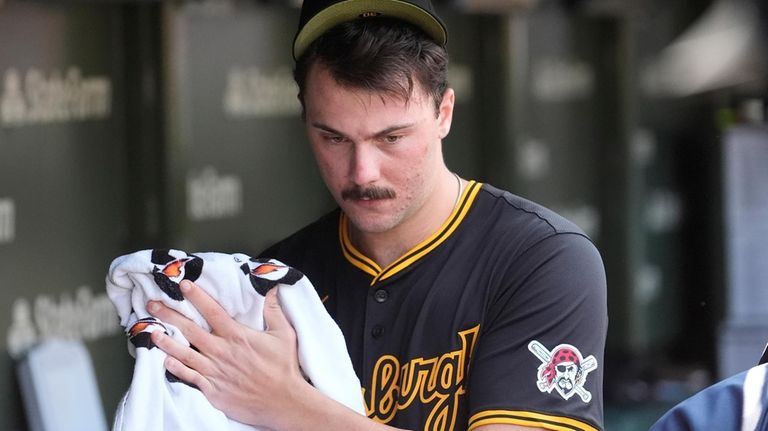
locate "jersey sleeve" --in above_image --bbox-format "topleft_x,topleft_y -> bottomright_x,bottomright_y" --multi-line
467,232 -> 607,431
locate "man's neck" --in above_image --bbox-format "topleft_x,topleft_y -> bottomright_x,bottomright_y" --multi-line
349,171 -> 463,269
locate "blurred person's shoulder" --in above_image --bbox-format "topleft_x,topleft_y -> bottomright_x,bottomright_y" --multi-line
650,361 -> 768,431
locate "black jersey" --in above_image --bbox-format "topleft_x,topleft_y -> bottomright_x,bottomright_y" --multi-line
261,181 -> 607,431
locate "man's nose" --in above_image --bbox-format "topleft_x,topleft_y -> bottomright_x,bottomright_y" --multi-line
348,144 -> 381,185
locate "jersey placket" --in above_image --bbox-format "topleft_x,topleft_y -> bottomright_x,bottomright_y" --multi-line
361,273 -> 405,424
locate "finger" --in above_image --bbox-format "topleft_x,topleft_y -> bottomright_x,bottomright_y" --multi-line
263,287 -> 291,333
163,355 -> 213,393
147,300 -> 215,348
178,280 -> 238,334
150,329 -> 210,374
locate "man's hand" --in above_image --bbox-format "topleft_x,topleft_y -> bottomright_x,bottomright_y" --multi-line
148,279 -> 306,428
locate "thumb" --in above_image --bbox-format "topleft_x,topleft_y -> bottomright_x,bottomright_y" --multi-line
263,287 -> 291,332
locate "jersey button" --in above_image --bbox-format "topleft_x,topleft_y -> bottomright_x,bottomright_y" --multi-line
371,325 -> 384,338
373,289 -> 389,303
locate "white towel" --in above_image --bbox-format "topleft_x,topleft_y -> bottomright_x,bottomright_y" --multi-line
106,248 -> 365,431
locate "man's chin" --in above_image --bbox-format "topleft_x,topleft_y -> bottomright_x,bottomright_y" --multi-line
344,211 -> 398,235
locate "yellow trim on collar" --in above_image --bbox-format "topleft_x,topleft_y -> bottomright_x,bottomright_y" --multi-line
468,410 -> 599,431
339,181 -> 482,285
339,216 -> 381,277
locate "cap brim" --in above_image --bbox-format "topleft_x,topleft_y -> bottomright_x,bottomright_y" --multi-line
293,0 -> 447,60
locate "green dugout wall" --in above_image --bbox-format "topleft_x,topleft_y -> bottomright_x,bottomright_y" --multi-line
0,3 -> 133,429
161,2 -> 334,254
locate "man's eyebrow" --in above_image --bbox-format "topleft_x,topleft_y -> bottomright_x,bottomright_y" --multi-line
311,122 -> 416,139
373,123 -> 416,137
311,123 -> 345,136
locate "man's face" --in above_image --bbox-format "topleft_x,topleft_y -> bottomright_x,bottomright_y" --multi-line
302,64 -> 453,236
556,362 -> 578,392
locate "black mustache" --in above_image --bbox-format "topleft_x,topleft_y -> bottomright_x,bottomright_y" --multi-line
342,186 -> 396,201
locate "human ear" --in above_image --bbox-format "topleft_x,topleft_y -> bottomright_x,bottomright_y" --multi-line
437,88 -> 455,139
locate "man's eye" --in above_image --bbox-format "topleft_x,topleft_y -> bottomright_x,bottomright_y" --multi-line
384,135 -> 401,144
325,135 -> 345,144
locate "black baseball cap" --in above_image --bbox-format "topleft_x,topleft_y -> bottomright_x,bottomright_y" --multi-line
293,0 -> 448,60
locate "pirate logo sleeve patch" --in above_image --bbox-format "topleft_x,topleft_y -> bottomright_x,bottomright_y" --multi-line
528,340 -> 597,403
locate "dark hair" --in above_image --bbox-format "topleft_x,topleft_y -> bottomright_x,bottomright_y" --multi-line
293,18 -> 449,117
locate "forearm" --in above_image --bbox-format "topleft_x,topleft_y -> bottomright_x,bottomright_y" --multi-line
268,381 -> 409,431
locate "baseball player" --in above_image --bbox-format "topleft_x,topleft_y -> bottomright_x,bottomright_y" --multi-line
146,0 -> 608,430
